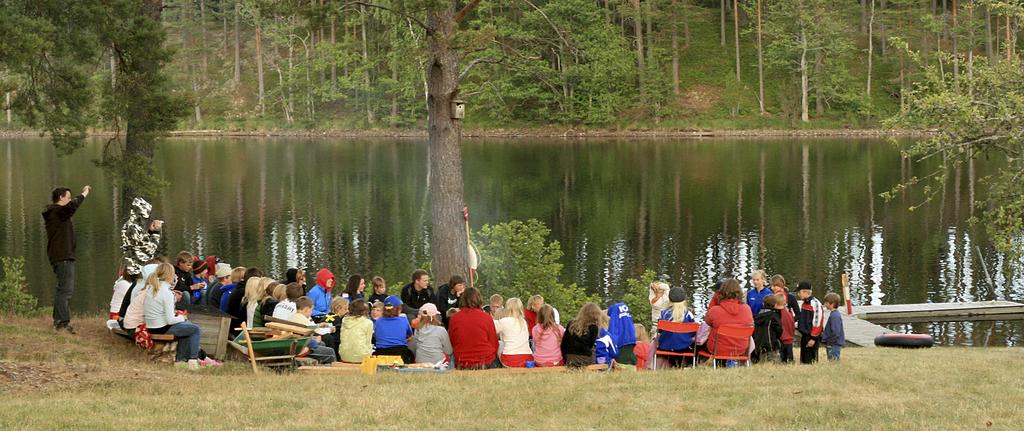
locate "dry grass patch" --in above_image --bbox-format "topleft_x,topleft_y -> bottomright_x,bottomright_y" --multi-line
1,315 -> 1021,430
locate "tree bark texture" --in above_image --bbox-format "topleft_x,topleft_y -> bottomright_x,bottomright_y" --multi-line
426,3 -> 470,285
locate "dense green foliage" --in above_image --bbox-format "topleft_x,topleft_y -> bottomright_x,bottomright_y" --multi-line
473,219 -> 598,315
4,0 -> 1022,130
885,4 -> 1024,257
621,269 -> 656,325
0,0 -> 188,200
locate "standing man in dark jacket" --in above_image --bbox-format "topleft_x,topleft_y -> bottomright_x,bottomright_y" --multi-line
42,185 -> 90,333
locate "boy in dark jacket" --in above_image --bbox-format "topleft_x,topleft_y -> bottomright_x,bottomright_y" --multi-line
821,293 -> 846,361
796,282 -> 825,364
752,295 -> 782,363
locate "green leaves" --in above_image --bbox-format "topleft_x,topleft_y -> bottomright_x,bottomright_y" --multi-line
0,257 -> 39,316
886,36 -> 1024,256
473,219 -> 598,316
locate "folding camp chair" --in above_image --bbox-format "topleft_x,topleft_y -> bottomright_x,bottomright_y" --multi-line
653,321 -> 700,369
697,324 -> 754,369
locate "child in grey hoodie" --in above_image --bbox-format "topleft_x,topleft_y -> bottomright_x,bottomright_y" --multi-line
409,303 -> 453,364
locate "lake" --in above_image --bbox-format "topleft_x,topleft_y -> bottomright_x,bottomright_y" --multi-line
1,136 -> 1021,346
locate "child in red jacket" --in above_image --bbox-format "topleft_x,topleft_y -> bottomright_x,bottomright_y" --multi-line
633,323 -> 651,370
774,291 -> 796,363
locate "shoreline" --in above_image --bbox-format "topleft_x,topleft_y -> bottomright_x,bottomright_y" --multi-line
0,127 -> 929,139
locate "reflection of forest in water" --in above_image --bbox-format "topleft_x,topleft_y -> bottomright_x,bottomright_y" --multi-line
2,137 -> 1021,345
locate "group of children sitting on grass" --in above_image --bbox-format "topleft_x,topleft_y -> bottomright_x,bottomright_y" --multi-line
108,247 -> 846,371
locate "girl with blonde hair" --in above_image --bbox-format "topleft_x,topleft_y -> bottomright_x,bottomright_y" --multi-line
243,277 -> 271,328
142,263 -> 203,369
495,297 -> 534,367
655,287 -> 697,368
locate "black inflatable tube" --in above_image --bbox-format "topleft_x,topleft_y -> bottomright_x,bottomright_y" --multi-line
874,333 -> 935,348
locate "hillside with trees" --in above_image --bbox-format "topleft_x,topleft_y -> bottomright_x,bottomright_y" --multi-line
3,0 -> 1021,131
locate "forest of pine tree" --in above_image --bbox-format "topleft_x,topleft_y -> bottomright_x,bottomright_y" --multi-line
3,0 -> 1023,130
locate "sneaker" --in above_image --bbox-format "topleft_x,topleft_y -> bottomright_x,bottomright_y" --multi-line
187,359 -> 200,370
199,357 -> 223,367
55,324 -> 77,335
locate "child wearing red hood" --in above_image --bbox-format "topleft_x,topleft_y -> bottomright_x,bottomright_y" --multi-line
308,269 -> 336,318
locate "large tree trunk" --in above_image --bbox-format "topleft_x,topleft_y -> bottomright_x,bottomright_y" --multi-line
671,0 -> 680,95
233,0 -> 241,85
223,4 -> 228,53
425,4 -> 470,285
331,11 -> 337,92
645,0 -> 655,68
985,6 -> 994,60
800,28 -> 809,123
1007,16 -> 1014,62
720,0 -> 726,46
391,50 -> 399,126
199,0 -> 208,79
682,0 -> 690,48
361,5 -> 375,124
951,0 -> 959,82
255,10 -> 265,115
185,1 -> 201,125
860,0 -> 867,33
866,0 -> 874,98
878,0 -> 887,56
756,0 -> 764,113
814,50 -> 824,116
633,0 -> 645,102
733,0 -> 741,82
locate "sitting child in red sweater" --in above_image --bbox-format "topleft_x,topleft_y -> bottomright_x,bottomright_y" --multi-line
633,323 -> 651,370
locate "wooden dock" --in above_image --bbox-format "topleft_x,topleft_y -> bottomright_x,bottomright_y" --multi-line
841,301 -> 1024,347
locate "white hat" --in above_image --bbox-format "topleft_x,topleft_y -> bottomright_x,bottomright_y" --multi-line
215,263 -> 232,279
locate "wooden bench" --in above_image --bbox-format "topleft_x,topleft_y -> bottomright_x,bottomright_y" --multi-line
109,326 -> 177,361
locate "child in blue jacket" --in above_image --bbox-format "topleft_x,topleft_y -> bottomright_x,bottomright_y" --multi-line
821,293 -> 845,361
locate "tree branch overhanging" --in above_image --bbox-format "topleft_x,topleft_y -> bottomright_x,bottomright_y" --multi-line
459,57 -> 504,81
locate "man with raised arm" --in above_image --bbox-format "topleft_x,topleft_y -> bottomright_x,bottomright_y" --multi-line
42,185 -> 90,334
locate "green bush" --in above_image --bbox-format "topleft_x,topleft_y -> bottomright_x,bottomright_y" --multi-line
0,256 -> 39,315
473,219 -> 598,318
622,270 -> 657,328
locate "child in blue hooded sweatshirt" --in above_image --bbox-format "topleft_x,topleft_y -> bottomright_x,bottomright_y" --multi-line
605,302 -> 637,366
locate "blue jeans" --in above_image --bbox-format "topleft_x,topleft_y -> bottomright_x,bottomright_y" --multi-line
167,321 -> 202,362
826,344 -> 842,361
52,260 -> 75,327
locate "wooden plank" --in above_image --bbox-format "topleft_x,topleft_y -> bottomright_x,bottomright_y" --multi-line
853,301 -> 1024,321
867,313 -> 1024,325
216,316 -> 230,359
841,313 -> 893,348
266,322 -> 313,336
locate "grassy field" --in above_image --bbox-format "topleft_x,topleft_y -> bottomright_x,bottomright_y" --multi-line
1,315 -> 1021,430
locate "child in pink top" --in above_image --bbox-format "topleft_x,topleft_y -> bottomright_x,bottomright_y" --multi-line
530,304 -> 565,367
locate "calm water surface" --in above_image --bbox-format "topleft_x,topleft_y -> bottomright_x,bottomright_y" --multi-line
1,137 -> 1021,345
